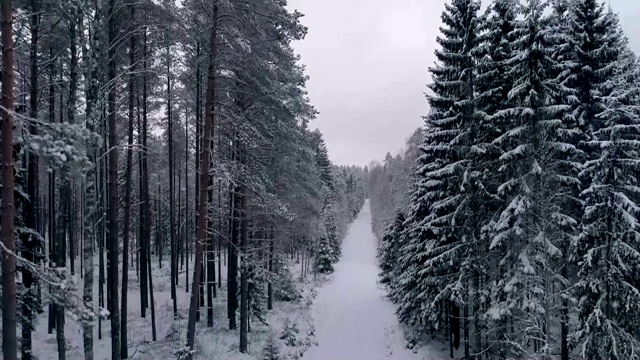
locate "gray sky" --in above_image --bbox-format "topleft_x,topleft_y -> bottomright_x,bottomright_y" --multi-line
289,0 -> 640,166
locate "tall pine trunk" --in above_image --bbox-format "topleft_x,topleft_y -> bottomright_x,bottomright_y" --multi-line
67,12 -> 77,276
267,226 -> 274,310
81,3 -> 99,355
178,168 -> 183,272
185,107 -> 189,293
47,45 -> 57,336
121,4 -> 136,356
167,40 -> 178,317
194,40 -> 201,304
186,6 -> 218,357
147,245 -> 157,341
107,0 -> 121,356
229,182 -> 239,329
140,26 -> 149,317
239,182 -> 249,353
1,0 -> 17,357
217,178 -> 222,289
206,131 -> 215,326
56,79 -> 68,360
22,0 -> 40,357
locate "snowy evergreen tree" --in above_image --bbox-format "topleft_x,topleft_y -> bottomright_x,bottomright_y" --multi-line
373,0 -> 640,358
398,1 -> 483,353
262,330 -> 282,360
316,204 -> 339,274
473,0 -> 519,356
571,5 -> 640,358
377,212 -> 405,286
315,234 -> 337,274
488,0 -> 580,356
246,260 -> 268,326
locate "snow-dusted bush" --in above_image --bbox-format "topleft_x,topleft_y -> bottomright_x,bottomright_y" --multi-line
261,330 -> 282,360
279,318 -> 300,347
273,260 -> 300,302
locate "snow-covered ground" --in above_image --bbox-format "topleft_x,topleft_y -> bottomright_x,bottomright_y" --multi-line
31,243 -> 321,359
29,201 -> 447,359
304,201 -> 445,360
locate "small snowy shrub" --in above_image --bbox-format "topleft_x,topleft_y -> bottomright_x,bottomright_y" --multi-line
246,261 -> 268,325
273,260 -> 300,302
261,330 -> 282,360
280,318 -> 300,347
173,343 -> 195,360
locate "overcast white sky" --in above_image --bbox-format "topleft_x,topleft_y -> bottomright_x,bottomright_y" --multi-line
288,0 -> 640,166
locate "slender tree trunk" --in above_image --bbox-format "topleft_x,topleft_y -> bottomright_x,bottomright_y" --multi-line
140,26 -> 149,316
229,182 -> 239,330
178,168 -> 183,272
135,91 -> 141,278
142,27 -> 154,330
186,6 -> 218,357
157,184 -> 162,267
185,107 -> 189,293
83,172 -> 95,360
47,45 -> 57,336
194,38 -> 200,261
56,176 -> 67,360
300,251 -> 303,281
22,0 -> 40,357
68,186 -> 75,275
206,167 -> 214,326
451,303 -> 460,350
194,41 -> 203,320
107,0 -> 121,356
120,5 -> 136,356
81,4 -> 98,355
217,179 -> 222,289
68,13 -> 78,276
56,79 -> 68,360
267,226 -> 274,310
140,27 -> 153,330
98,138 -> 104,340
473,272 -> 481,359
208,125 -> 216,300
464,302 -> 470,358
239,183 -> 249,353
147,246 -> 157,341
561,255 -> 569,360
167,41 -> 178,317
1,0 -> 17,357
97,60 -> 109,341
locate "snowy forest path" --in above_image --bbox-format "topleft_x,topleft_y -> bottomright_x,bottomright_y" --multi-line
304,200 -> 426,360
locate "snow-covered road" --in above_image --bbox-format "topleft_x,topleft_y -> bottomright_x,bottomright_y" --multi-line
304,200 -> 425,360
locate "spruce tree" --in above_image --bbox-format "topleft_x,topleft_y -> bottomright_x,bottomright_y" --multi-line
474,0 -> 519,356
489,0 -> 580,356
572,7 -> 640,358
378,212 -> 405,286
399,1 -> 482,350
